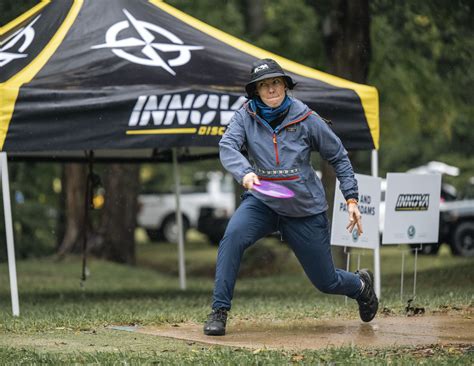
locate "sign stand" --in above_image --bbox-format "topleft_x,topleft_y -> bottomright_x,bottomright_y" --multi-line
412,244 -> 420,300
344,247 -> 350,306
399,244 -> 423,302
400,246 -> 405,302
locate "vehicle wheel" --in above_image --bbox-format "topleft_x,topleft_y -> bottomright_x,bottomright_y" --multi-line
451,221 -> 474,257
145,229 -> 163,242
410,243 -> 440,255
161,215 -> 189,243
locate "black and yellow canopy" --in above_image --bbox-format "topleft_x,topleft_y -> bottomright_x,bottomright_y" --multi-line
0,0 -> 379,157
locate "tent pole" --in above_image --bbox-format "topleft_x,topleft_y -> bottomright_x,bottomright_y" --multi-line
1,153 -> 20,316
371,149 -> 381,299
371,149 -> 379,177
173,148 -> 186,290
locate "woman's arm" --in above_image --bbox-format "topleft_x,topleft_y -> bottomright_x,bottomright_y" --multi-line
219,110 -> 255,184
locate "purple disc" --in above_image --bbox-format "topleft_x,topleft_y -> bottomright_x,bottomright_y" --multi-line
251,180 -> 295,199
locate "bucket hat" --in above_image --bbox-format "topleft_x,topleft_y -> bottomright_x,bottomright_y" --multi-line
245,58 -> 296,98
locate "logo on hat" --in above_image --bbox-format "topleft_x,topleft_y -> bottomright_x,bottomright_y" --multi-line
0,15 -> 40,68
253,64 -> 269,73
91,9 -> 203,75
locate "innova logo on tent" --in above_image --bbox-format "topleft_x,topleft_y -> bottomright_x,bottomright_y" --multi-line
91,9 -> 203,75
0,15 -> 40,67
127,93 -> 246,136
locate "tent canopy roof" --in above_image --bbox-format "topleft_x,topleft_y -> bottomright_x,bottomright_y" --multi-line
0,0 -> 379,159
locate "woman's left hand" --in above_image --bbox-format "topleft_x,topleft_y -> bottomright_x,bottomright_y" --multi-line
346,202 -> 363,236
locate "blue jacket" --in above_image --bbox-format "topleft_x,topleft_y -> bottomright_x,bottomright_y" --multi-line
219,97 -> 358,217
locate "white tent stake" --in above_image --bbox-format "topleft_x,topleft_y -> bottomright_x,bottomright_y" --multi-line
1,153 -> 19,316
172,149 -> 186,290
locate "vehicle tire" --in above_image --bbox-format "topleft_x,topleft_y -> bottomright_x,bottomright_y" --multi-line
410,243 -> 440,255
161,214 -> 189,244
146,229 -> 163,242
451,221 -> 474,257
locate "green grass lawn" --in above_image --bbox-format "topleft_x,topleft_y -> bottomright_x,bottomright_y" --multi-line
0,234 -> 472,364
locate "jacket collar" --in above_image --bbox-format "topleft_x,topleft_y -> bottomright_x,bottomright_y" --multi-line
245,97 -> 311,130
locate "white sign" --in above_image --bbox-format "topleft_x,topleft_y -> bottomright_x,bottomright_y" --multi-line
382,173 -> 441,244
331,174 -> 381,249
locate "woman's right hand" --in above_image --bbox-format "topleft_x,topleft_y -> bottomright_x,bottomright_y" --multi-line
242,172 -> 260,189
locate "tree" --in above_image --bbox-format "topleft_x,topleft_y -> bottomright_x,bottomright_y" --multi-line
98,164 -> 139,265
57,164 -> 87,257
320,0 -> 371,211
243,0 -> 265,39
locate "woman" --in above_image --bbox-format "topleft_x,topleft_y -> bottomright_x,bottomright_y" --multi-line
204,58 -> 378,336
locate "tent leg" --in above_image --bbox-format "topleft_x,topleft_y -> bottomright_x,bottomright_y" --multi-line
371,149 -> 378,177
371,149 -> 381,299
173,149 -> 186,290
1,153 -> 20,316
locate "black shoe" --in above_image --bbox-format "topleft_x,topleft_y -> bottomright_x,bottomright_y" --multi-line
356,269 -> 378,322
203,308 -> 228,336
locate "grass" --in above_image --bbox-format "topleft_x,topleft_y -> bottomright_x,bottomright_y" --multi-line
0,233 -> 473,364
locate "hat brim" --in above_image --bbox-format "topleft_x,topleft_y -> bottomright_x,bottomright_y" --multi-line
245,73 -> 296,97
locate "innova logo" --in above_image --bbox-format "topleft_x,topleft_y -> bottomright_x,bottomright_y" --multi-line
91,9 -> 203,75
395,194 -> 430,211
127,93 -> 246,136
0,15 -> 40,67
407,225 -> 416,239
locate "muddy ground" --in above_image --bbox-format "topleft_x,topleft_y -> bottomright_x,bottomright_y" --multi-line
113,314 -> 474,351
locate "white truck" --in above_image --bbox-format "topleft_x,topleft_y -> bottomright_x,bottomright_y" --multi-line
137,171 -> 235,243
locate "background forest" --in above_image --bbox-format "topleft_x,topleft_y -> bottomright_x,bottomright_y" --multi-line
0,0 -> 472,260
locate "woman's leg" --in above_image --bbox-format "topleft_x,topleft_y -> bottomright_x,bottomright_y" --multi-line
280,212 -> 361,299
212,194 -> 278,310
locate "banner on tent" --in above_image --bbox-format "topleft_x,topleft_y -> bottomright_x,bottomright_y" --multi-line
331,174 -> 381,249
382,173 -> 441,244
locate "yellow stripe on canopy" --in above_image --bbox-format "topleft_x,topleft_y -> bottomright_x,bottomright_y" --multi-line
150,0 -> 379,149
0,0 -> 83,150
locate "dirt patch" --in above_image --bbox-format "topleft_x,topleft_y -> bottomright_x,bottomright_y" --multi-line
112,315 -> 474,351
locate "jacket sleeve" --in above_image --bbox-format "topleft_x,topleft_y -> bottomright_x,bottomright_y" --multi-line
219,110 -> 254,184
308,112 -> 359,200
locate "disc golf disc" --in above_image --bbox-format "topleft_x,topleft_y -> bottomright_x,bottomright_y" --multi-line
251,180 -> 295,199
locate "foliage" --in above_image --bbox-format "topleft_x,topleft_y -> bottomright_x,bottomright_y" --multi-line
0,162 -> 60,261
369,0 -> 473,186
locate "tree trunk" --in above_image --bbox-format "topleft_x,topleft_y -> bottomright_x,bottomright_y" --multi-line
98,164 -> 139,265
322,0 -> 371,267
322,0 -> 371,83
243,0 -> 265,38
57,163 -> 87,256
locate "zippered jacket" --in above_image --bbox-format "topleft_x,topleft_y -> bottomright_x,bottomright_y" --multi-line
219,97 -> 358,217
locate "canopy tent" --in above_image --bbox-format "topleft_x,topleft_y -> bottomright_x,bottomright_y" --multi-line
0,0 -> 380,315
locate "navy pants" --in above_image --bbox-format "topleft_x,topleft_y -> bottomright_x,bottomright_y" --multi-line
212,193 -> 362,310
